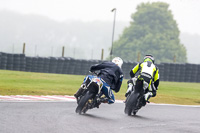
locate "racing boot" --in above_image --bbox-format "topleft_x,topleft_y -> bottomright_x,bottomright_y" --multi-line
144,92 -> 153,104
95,96 -> 109,108
100,97 -> 109,103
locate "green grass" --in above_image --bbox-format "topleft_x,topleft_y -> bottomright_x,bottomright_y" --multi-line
0,70 -> 200,105
0,70 -> 85,96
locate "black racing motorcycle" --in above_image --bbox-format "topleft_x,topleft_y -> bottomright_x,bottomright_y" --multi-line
124,79 -> 149,115
75,74 -> 106,114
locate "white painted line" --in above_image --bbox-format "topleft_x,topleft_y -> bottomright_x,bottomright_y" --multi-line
0,95 -> 199,107
0,96 -> 29,101
43,95 -> 76,101
18,95 -> 54,100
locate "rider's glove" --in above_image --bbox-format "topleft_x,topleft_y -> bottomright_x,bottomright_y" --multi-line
89,70 -> 93,73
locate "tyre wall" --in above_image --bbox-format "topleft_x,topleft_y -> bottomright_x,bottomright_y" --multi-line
0,52 -> 200,82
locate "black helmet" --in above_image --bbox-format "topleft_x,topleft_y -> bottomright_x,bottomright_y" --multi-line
143,54 -> 155,63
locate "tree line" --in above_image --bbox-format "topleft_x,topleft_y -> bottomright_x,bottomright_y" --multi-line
112,2 -> 187,63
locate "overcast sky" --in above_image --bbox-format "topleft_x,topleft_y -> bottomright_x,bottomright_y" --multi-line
0,0 -> 200,35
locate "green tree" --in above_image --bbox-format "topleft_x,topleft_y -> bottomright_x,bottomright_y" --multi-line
112,2 -> 187,63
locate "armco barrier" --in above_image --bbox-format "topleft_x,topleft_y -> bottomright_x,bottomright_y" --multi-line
0,52 -> 200,83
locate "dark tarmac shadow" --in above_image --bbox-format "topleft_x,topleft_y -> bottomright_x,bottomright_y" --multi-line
127,114 -> 151,120
76,113 -> 114,121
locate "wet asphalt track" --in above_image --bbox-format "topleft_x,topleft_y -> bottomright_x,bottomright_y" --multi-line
0,101 -> 200,133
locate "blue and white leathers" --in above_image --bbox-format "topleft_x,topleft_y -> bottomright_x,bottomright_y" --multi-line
83,75 -> 115,104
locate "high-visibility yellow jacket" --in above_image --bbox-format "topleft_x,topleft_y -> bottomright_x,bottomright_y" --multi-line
130,61 -> 159,89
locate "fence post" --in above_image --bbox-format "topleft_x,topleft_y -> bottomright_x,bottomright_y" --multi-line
62,46 -> 65,57
101,49 -> 104,60
173,55 -> 176,63
22,43 -> 26,54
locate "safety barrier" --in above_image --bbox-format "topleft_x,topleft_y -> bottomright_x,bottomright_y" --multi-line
0,52 -> 200,82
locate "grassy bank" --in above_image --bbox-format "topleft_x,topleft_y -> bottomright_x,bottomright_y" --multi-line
0,70 -> 200,105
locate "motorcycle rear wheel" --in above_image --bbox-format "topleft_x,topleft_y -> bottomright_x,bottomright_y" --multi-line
75,91 -> 94,114
124,92 -> 139,116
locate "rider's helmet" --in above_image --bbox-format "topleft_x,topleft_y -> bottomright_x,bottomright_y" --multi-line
112,57 -> 123,68
143,54 -> 155,64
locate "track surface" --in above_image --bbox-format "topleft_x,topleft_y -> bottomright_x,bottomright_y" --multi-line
0,101 -> 200,133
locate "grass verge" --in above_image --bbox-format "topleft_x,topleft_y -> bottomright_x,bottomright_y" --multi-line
0,70 -> 200,105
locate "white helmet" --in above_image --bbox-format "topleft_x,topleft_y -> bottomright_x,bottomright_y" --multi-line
112,57 -> 123,68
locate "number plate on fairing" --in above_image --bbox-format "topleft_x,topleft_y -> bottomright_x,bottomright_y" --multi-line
92,78 -> 103,89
